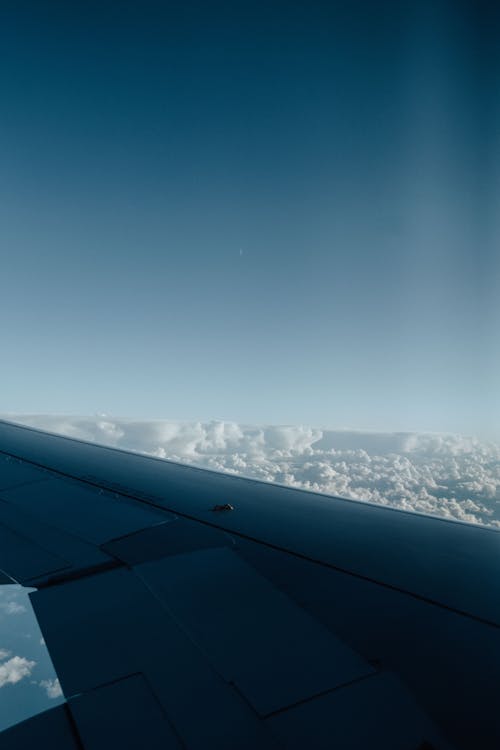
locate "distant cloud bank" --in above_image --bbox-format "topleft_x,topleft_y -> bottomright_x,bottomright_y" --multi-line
4,415 -> 500,527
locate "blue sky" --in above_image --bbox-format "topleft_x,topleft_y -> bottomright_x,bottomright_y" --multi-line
1,1 -> 499,436
0,586 -> 63,730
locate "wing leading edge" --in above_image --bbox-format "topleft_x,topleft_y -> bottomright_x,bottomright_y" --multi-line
0,418 -> 498,748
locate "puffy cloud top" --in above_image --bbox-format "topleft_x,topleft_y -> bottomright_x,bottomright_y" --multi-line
0,655 -> 36,689
39,678 -> 63,699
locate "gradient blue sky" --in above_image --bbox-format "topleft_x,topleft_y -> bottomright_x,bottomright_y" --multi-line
1,1 -> 499,436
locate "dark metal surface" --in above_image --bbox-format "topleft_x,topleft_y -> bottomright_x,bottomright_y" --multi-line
266,672 -> 453,750
0,705 -> 80,749
136,547 -> 372,716
0,516 -> 69,582
0,496 -> 111,586
31,567 -> 280,749
102,516 -> 231,565
1,419 -> 498,748
68,674 -> 182,749
0,419 -> 498,625
0,454 -> 51,491
235,539 -> 500,750
0,477 -> 166,545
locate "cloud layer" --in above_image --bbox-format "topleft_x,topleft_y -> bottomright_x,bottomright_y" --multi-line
4,415 -> 500,527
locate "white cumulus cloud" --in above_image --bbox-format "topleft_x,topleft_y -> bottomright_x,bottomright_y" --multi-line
0,601 -> 27,616
0,656 -> 36,688
39,678 -> 63,699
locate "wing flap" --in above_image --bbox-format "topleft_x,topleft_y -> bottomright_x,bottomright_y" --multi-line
0,477 -> 167,546
30,567 -> 280,749
136,546 -> 373,716
0,498 -> 110,585
68,674 -> 182,749
0,454 -> 51,491
0,705 -> 79,749
267,672 -> 454,750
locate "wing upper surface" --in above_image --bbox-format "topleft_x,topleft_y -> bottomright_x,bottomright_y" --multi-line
0,418 -> 498,623
0,418 -> 498,748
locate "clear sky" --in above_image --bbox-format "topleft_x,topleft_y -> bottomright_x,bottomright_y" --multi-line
1,1 -> 499,437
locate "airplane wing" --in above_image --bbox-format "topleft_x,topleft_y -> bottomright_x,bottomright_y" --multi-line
0,418 -> 498,749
